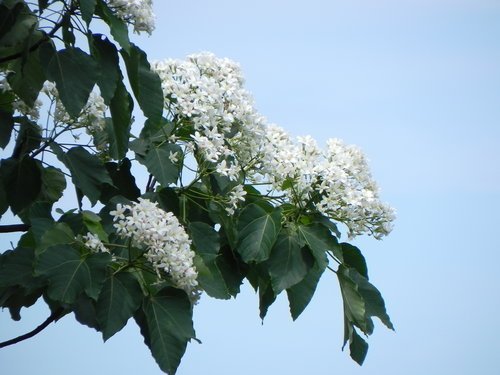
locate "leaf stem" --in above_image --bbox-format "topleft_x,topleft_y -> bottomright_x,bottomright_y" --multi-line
0,307 -> 64,349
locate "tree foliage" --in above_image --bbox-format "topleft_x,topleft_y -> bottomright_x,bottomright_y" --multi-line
0,1 -> 395,373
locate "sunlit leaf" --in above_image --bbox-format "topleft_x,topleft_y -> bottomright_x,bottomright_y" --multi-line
236,204 -> 281,263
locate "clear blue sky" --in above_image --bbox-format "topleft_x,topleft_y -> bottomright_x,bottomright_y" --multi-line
2,0 -> 500,374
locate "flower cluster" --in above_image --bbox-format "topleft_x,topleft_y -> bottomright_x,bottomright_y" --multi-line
106,0 -> 155,34
110,198 -> 200,300
42,82 -> 107,133
252,125 -> 395,239
152,52 -> 266,180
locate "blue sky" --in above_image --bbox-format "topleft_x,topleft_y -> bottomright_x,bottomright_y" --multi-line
1,0 -> 500,374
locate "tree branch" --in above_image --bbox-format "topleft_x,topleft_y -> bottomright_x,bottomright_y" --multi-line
0,307 -> 64,349
0,224 -> 30,233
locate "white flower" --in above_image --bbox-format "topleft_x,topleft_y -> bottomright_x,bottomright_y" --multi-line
110,198 -> 200,301
83,232 -> 109,253
169,150 -> 179,164
106,0 -> 155,34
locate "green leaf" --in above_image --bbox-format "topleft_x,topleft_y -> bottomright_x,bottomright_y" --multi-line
43,46 -> 99,117
298,223 -> 341,268
7,48 -> 45,107
73,294 -> 100,330
337,264 -> 393,365
0,286 -> 42,321
193,256 -> 231,300
121,44 -> 163,123
101,158 -> 141,202
38,222 -> 75,255
96,271 -> 143,341
286,262 -> 325,320
258,272 -> 276,320
89,34 -> 120,105
12,118 -> 41,158
189,222 -> 219,263
35,245 -> 111,304
53,145 -> 114,205
39,166 -> 66,203
0,109 -> 14,148
267,230 -> 313,294
236,204 -> 281,263
80,0 -> 97,24
345,324 -> 369,366
0,2 -> 23,40
340,243 -> 368,278
1,156 -> 42,214
343,266 -> 394,331
82,210 -> 108,242
0,3 -> 37,49
107,80 -> 133,159
143,143 -> 182,186
141,287 -> 196,374
337,265 -> 370,334
95,0 -> 130,52
0,247 -> 39,290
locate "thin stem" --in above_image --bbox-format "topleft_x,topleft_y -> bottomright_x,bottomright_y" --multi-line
0,307 -> 64,349
327,265 -> 337,274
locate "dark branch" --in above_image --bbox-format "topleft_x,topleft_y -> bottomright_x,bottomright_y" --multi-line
0,224 -> 30,233
0,308 -> 64,349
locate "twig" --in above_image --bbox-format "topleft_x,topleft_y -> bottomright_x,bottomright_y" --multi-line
0,307 -> 64,349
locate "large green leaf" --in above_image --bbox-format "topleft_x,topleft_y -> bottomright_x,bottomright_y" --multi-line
141,288 -> 196,374
7,48 -> 45,107
53,145 -> 114,205
298,223 -> 342,267
107,80 -> 133,159
96,271 -> 143,341
236,204 -> 281,263
193,256 -> 231,300
42,46 -> 99,117
189,222 -> 219,263
95,0 -> 131,52
35,245 -> 111,304
89,34 -> 120,105
1,156 -> 42,214
286,262 -> 325,321
121,44 -> 163,123
143,143 -> 182,186
267,230 -> 313,294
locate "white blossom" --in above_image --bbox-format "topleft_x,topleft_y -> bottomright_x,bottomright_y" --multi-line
106,0 -> 155,34
110,198 -> 200,301
83,232 -> 109,253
